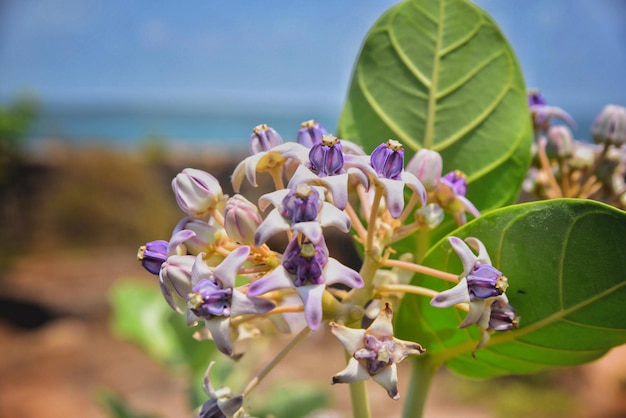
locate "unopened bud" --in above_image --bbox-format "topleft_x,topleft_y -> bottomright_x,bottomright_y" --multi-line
406,149 -> 442,191
224,194 -> 262,244
415,203 -> 444,230
250,124 -> 283,154
173,168 -> 223,218
137,240 -> 168,275
545,125 -> 574,159
297,119 -> 328,147
592,104 -> 626,146
160,254 -> 194,301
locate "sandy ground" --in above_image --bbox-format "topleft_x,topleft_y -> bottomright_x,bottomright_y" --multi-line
1,249 -> 625,418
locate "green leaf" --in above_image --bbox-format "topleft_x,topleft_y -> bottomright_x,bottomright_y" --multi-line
249,383 -> 330,418
109,278 -> 216,369
338,0 -> 533,213
395,199 -> 626,378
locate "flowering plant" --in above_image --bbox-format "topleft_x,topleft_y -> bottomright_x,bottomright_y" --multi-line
124,1 -> 626,417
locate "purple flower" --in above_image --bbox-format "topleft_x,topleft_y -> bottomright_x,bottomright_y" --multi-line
433,170 -> 480,225
249,123 -> 283,154
297,119 -> 328,147
592,104 -> 626,146
330,303 -> 425,400
254,183 -> 350,246
430,237 -> 516,353
137,240 -> 168,274
186,246 -> 275,356
196,361 -> 244,418
365,139 -> 427,218
528,89 -> 576,132
282,135 -> 371,210
247,236 -> 363,331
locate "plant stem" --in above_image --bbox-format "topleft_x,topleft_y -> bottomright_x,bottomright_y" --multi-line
381,259 -> 458,283
402,356 -> 439,418
348,375 -> 371,418
241,326 -> 310,396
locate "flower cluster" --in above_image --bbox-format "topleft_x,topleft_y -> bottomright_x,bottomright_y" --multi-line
525,89 -> 626,208
137,120 -> 517,415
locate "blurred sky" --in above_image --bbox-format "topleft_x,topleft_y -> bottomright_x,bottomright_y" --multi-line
0,0 -> 624,115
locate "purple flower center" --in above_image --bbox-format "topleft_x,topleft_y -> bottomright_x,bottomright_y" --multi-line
138,240 -> 168,275
297,120 -> 328,148
527,90 -> 547,107
354,334 -> 395,375
250,124 -> 283,154
489,302 -> 519,331
441,170 -> 468,197
189,278 -> 233,318
308,134 -> 344,177
370,139 -> 404,180
279,184 -> 321,223
466,264 -> 508,300
283,238 -> 328,286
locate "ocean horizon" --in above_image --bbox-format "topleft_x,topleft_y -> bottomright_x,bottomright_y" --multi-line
25,104 -> 599,152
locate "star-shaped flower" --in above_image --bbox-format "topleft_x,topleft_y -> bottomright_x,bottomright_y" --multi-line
231,125 -> 310,191
247,235 -> 363,330
186,246 -> 275,356
430,236 -> 517,351
254,182 -> 350,246
330,302 -> 425,399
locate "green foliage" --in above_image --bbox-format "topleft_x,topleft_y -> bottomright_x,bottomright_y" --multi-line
338,0 -> 532,215
109,278 -> 216,368
96,389 -> 159,418
249,383 -> 331,418
396,199 -> 626,378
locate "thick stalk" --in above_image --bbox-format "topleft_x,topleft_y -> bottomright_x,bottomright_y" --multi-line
348,371 -> 371,418
402,356 -> 439,418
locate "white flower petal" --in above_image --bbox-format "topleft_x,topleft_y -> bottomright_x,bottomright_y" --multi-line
465,237 -> 492,266
191,253 -> 211,287
247,266 -> 294,296
400,171 -> 427,206
448,236 -> 477,277
292,221 -> 323,243
205,317 -> 233,356
459,299 -> 490,329
430,278 -> 470,308
329,322 -> 366,354
367,302 -> 394,337
258,189 -> 290,212
214,246 -> 249,288
372,364 -> 400,400
323,258 -> 364,289
230,289 -> 275,316
331,358 -> 370,385
254,209 -> 290,246
378,177 -> 405,218
296,284 -> 325,330
318,202 -> 351,232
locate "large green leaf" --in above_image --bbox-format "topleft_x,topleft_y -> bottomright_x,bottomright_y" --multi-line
395,199 -> 626,378
338,0 -> 533,212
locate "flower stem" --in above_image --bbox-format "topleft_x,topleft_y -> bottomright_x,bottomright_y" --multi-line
375,284 -> 469,312
366,186 -> 384,253
380,259 -> 458,283
402,356 -> 439,418
241,326 -> 310,396
348,374 -> 371,418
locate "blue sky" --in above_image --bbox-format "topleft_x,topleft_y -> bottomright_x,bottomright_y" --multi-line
1,0 -> 624,116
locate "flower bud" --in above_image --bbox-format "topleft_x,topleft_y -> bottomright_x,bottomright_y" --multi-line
182,219 -> 226,255
592,104 -> 626,146
297,119 -> 328,147
466,264 -> 508,300
224,194 -> 262,244
489,300 -> 519,331
370,139 -> 404,180
406,149 -> 442,191
160,254 -> 195,300
545,125 -> 574,159
137,240 -> 168,274
309,134 -> 344,176
415,203 -> 444,230
250,124 -> 283,154
173,168 -> 223,218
